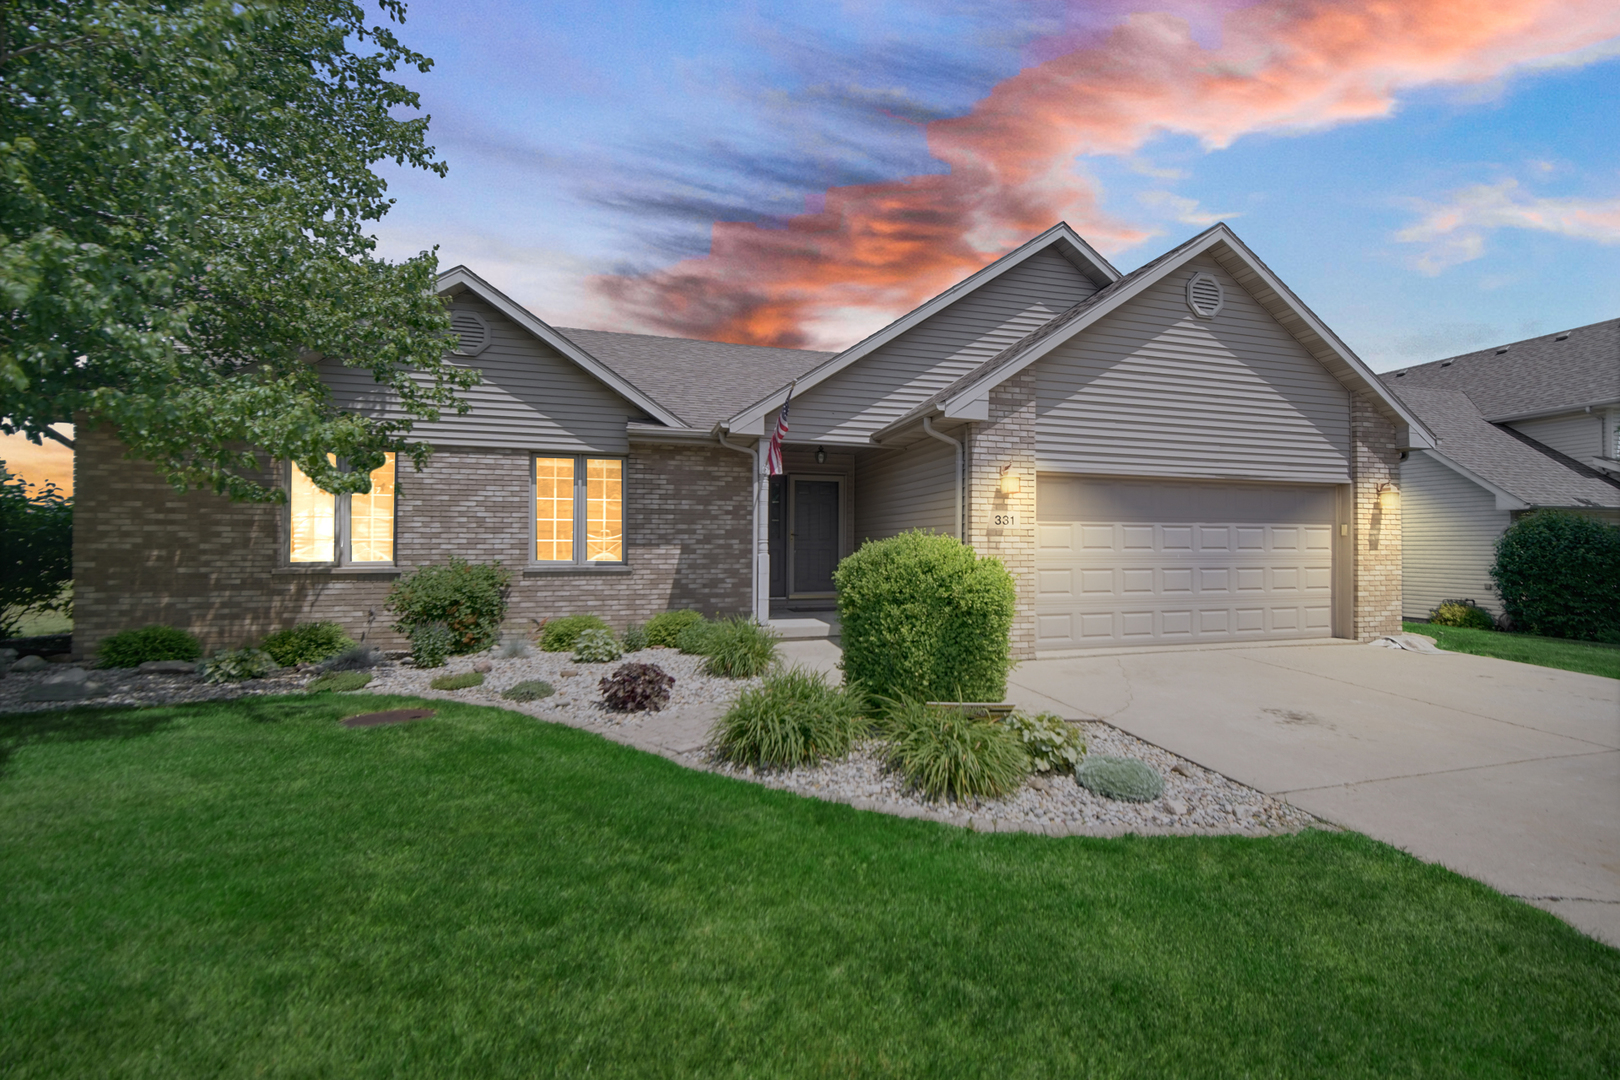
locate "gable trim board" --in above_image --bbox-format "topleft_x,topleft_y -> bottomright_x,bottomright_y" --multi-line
1411,448 -> 1530,512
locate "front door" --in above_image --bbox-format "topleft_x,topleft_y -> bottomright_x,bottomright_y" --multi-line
790,479 -> 840,595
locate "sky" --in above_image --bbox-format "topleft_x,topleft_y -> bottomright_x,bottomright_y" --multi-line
6,0 -> 1620,493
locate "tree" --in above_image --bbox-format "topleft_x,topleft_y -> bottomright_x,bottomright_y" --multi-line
0,463 -> 72,637
0,0 -> 475,500
1491,510 -> 1620,641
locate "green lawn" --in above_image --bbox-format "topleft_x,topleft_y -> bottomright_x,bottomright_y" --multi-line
2,696 -> 1616,1078
1405,621 -> 1620,679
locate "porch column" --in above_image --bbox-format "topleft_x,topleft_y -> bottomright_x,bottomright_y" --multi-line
966,368 -> 1038,660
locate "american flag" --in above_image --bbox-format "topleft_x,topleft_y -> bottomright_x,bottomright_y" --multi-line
765,382 -> 794,476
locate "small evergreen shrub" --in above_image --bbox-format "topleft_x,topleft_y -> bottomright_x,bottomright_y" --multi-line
408,621 -> 453,669
539,614 -> 609,652
386,558 -> 510,655
96,625 -> 203,668
711,668 -> 868,769
1491,510 -> 1620,641
645,609 -> 704,648
700,617 -> 779,678
199,647 -> 278,683
675,618 -> 719,655
884,699 -> 1029,801
260,622 -> 356,666
496,637 -> 530,659
321,645 -> 383,672
307,671 -> 372,694
573,628 -> 623,664
1005,711 -> 1087,773
1075,756 -> 1164,802
621,623 -> 648,652
599,662 -> 675,712
1429,601 -> 1495,631
502,679 -> 555,702
429,671 -> 484,691
836,530 -> 1016,707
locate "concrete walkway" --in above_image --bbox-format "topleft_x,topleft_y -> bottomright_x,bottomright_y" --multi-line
1005,640 -> 1620,946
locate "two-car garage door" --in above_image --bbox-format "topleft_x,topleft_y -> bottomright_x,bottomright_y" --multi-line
1034,476 -> 1337,650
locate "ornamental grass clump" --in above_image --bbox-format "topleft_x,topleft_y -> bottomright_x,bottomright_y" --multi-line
501,679 -> 554,702
429,671 -> 484,691
572,628 -> 623,664
321,645 -> 384,672
199,647 -> 278,683
96,625 -> 202,668
645,610 -> 703,648
386,558 -> 510,655
408,622 -> 453,669
1005,711 -> 1087,773
1075,756 -> 1164,802
1428,601 -> 1495,631
1491,510 -> 1620,641
883,699 -> 1029,801
260,622 -> 355,667
599,663 -> 675,712
711,668 -> 868,769
700,617 -> 779,678
306,671 -> 372,694
539,614 -> 609,652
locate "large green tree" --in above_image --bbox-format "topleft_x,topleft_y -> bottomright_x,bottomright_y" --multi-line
0,0 -> 474,500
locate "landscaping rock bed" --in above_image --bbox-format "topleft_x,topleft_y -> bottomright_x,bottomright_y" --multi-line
0,665 -> 309,711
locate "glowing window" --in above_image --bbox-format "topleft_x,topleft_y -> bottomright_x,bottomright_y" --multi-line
585,458 -> 623,562
289,455 -> 336,563
534,457 -> 576,562
350,453 -> 396,563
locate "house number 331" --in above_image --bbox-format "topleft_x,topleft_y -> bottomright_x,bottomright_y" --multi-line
994,514 -> 1017,525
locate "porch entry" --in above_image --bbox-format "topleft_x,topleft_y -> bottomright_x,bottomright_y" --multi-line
767,475 -> 842,598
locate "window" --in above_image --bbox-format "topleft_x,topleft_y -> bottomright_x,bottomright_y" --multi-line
534,455 -> 624,564
288,453 -> 396,565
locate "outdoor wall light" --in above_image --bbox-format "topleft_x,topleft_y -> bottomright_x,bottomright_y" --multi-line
999,464 -> 1021,495
1376,482 -> 1399,511
814,446 -> 827,464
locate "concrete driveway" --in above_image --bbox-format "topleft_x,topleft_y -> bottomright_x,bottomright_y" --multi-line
1005,640 -> 1620,946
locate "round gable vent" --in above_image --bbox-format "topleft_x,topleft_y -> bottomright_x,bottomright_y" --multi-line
450,308 -> 491,356
1185,271 -> 1224,319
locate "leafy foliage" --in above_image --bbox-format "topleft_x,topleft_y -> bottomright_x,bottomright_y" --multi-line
645,610 -> 703,648
260,622 -> 356,667
0,0 -> 475,500
699,617 -> 779,678
0,463 -> 72,637
429,671 -> 483,691
199,647 -> 278,683
407,622 -> 452,670
675,619 -> 719,655
620,624 -> 648,653
598,663 -> 674,712
1074,756 -> 1164,803
572,628 -> 623,664
96,625 -> 202,668
883,699 -> 1029,801
1491,511 -> 1620,641
306,671 -> 372,694
1429,601 -> 1494,631
495,637 -> 529,659
501,679 -> 554,702
710,668 -> 868,769
320,645 -> 383,672
836,530 -> 1016,706
387,559 -> 510,655
1004,711 -> 1086,773
538,614 -> 609,653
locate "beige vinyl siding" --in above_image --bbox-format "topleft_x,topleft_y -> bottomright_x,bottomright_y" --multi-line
854,438 -> 957,542
1505,411 -> 1603,460
320,295 -> 637,454
1399,450 -> 1508,618
788,247 -> 1099,443
1034,256 -> 1351,483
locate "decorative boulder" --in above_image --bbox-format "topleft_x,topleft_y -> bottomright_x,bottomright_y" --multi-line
21,667 -> 108,702
138,659 -> 198,674
10,654 -> 48,673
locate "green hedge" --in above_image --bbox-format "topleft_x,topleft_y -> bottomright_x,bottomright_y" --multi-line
1491,511 -> 1620,641
96,625 -> 202,668
260,622 -> 355,666
386,559 -> 510,656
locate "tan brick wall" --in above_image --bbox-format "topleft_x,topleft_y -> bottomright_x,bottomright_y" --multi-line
73,426 -> 752,657
965,369 -> 1037,660
1352,393 -> 1403,639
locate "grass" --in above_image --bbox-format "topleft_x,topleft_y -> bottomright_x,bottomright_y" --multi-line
1405,621 -> 1620,679
2,696 -> 1617,1078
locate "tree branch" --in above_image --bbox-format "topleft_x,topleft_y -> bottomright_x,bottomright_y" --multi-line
41,426 -> 75,451
0,36 -> 94,68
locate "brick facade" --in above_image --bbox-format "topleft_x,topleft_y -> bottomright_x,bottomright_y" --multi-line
964,369 -> 1038,660
1351,392 -> 1404,639
73,426 -> 752,657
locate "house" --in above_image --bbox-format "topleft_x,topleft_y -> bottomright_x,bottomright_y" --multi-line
73,222 -> 1432,659
1380,319 -> 1620,619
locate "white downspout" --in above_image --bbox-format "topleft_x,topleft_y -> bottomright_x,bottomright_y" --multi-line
922,415 -> 963,541
718,428 -> 769,624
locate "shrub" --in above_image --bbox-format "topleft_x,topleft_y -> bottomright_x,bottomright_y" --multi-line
1075,756 -> 1164,802
0,464 -> 72,639
836,530 -> 1016,707
502,679 -> 555,702
1429,601 -> 1495,631
386,558 -> 510,655
700,617 -> 779,678
430,671 -> 484,691
97,625 -> 203,668
260,622 -> 356,666
884,699 -> 1029,801
496,637 -> 530,659
408,621 -> 453,669
573,627 -> 623,664
539,614 -> 609,653
1005,711 -> 1087,773
1491,510 -> 1620,641
199,647 -> 278,683
307,671 -> 372,694
621,623 -> 648,652
321,645 -> 383,672
645,609 -> 703,648
599,662 -> 675,712
675,618 -> 719,656
711,667 -> 868,769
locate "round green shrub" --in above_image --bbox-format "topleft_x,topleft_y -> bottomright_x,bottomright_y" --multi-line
645,610 -> 703,648
675,618 -> 718,655
620,624 -> 648,652
1491,510 -> 1620,641
429,670 -> 484,691
199,647 -> 278,683
1429,601 -> 1494,631
408,622 -> 453,669
386,558 -> 510,655
306,671 -> 372,694
835,530 -> 1016,707
539,614 -> 609,652
1075,756 -> 1164,802
572,627 -> 623,664
96,625 -> 203,668
260,622 -> 356,666
884,699 -> 1029,801
700,617 -> 779,678
501,679 -> 555,702
711,667 -> 868,768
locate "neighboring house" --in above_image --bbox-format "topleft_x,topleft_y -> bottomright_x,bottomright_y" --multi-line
74,222 -> 1431,659
1380,319 -> 1620,620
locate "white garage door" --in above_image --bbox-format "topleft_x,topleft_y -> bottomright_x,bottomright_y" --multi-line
1034,477 -> 1336,650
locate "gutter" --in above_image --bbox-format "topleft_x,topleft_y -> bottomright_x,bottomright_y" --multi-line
715,425 -> 769,624
922,416 -> 964,541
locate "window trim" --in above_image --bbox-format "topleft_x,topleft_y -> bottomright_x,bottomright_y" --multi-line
284,455 -> 398,568
529,452 -> 627,568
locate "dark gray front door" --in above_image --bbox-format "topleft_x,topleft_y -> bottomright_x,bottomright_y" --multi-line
791,480 -> 839,594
